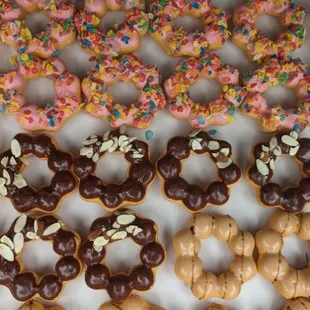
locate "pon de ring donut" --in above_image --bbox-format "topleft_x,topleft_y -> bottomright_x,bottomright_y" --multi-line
19,301 -> 64,310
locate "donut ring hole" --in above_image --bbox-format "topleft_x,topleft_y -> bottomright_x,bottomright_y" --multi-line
99,10 -> 127,33
174,14 -> 203,32
255,14 -> 283,41
0,43 -> 15,74
107,81 -> 140,107
24,11 -> 50,36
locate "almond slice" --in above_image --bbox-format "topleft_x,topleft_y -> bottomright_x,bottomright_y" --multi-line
14,214 -> 27,233
3,170 -> 11,185
133,227 -> 143,236
256,159 -> 269,176
106,229 -> 117,237
99,140 -> 114,153
11,139 -> 21,158
0,243 -> 14,262
103,131 -> 110,141
9,157 -> 17,166
1,235 -> 14,250
117,214 -> 135,225
281,135 -> 299,147
13,233 -> 24,254
208,141 -> 220,151
43,223 -> 61,236
111,231 -> 127,240
191,139 -> 203,151
119,135 -> 129,147
1,156 -> 8,167
93,236 -> 109,247
216,159 -> 233,169
119,125 -> 127,134
108,137 -> 119,153
189,129 -> 201,138
0,185 -> 7,196
26,232 -> 39,240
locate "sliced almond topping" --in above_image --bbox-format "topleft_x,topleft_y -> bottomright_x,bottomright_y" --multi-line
119,125 -> 127,134
92,152 -> 99,162
13,233 -> 24,254
11,139 -> 21,158
112,222 -> 121,229
269,159 -> 276,170
189,129 -> 201,138
124,144 -> 133,153
99,140 -> 114,153
1,235 -> 14,250
0,178 -> 6,187
111,231 -> 127,240
256,159 -> 269,176
93,236 -> 109,247
221,148 -> 230,156
269,137 -> 278,150
13,174 -> 27,189
191,139 -> 203,151
26,232 -> 39,240
0,243 -> 14,262
133,227 -> 143,236
93,245 -> 104,253
290,145 -> 300,156
0,185 -> 7,196
1,157 -> 8,167
262,145 -> 269,152
290,131 -> 299,140
208,141 -> 220,151
119,135 -> 129,147
34,220 -> 38,234
83,138 -> 98,146
14,214 -> 27,233
3,170 -> 11,185
126,225 -> 138,234
9,157 -> 17,166
108,137 -> 119,153
103,131 -> 110,141
273,146 -> 282,156
106,229 -> 117,237
116,214 -> 136,225
80,147 -> 93,156
129,137 -> 138,143
216,159 -> 233,169
132,152 -> 144,159
281,135 -> 299,147
43,223 -> 61,236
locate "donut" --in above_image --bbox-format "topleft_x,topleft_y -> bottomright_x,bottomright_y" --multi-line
19,301 -> 64,310
242,57 -> 310,132
0,54 -> 82,131
0,133 -> 77,213
173,213 -> 256,300
0,213 -> 82,302
79,209 -> 166,303
74,0 -> 148,56
0,0 -> 76,58
232,0 -> 306,63
98,295 -> 165,310
256,210 -> 310,298
248,130 -> 310,213
157,129 -> 241,212
73,127 -> 155,211
283,298 -> 310,310
82,54 -> 166,128
149,0 -> 230,57
164,53 -> 247,128
208,305 -> 227,310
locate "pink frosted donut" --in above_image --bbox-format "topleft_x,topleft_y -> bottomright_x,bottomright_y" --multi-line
0,0 -> 76,58
149,0 -> 230,57
74,0 -> 149,56
0,54 -> 82,131
243,57 -> 310,132
82,54 -> 166,128
232,0 -> 306,63
164,53 -> 247,128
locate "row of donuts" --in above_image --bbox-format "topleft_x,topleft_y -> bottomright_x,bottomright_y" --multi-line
0,0 -> 307,62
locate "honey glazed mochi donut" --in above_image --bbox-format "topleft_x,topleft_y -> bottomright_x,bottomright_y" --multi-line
149,0 -> 230,57
73,127 -> 155,211
256,210 -> 310,299
0,0 -> 76,58
19,301 -> 64,310
243,57 -> 310,132
164,53 -> 247,128
98,295 -> 165,310
232,0 -> 306,63
248,130 -> 310,213
83,54 -> 166,128
0,133 -> 77,213
74,0 -> 148,56
0,213 -> 82,302
157,129 -> 241,212
79,210 -> 166,303
173,213 -> 256,300
0,55 -> 82,131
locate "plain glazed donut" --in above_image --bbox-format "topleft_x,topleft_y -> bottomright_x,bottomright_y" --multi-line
232,0 -> 306,63
0,0 -> 76,58
149,0 -> 230,57
173,213 -> 256,300
74,0 -> 148,56
0,55 -> 82,131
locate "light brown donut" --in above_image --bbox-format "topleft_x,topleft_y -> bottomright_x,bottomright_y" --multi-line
256,210 -> 310,299
208,304 -> 228,310
19,301 -> 64,310
98,295 -> 165,310
283,298 -> 310,310
173,213 -> 257,300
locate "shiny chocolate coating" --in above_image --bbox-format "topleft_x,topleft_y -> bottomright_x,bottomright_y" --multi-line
73,129 -> 155,211
248,132 -> 310,213
0,214 -> 82,302
157,131 -> 241,212
0,133 -> 77,213
79,211 -> 165,302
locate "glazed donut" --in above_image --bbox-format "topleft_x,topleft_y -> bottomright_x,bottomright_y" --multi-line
232,0 -> 306,63
0,133 -> 77,213
0,0 -> 76,58
79,209 -> 166,303
73,127 -> 155,211
164,53 -> 247,128
98,295 -> 165,310
82,54 -> 166,128
256,210 -> 310,298
243,57 -> 310,132
157,129 -> 241,212
0,54 -> 82,131
149,0 -> 230,57
248,130 -> 310,213
283,298 -> 310,310
74,0 -> 148,56
0,213 -> 82,302
173,213 -> 256,300
19,301 -> 64,310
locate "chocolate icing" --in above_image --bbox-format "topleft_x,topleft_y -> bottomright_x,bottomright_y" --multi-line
248,132 -> 310,213
79,211 -> 165,302
0,134 -> 77,213
0,214 -> 82,301
73,129 -> 155,211
157,130 -> 241,212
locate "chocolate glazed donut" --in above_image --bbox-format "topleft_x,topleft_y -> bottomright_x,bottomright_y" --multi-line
0,133 -> 77,213
157,129 -> 241,212
73,127 -> 155,211
248,131 -> 310,213
0,214 -> 82,302
79,210 -> 166,302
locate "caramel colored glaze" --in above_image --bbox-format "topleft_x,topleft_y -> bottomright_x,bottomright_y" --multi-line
256,210 -> 310,299
248,132 -> 310,213
0,133 -> 77,213
79,210 -> 165,302
157,131 -> 241,212
282,298 -> 310,310
98,294 -> 165,310
0,214 -> 82,302
19,300 -> 65,310
208,304 -> 227,310
73,129 -> 155,211
173,213 -> 256,300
